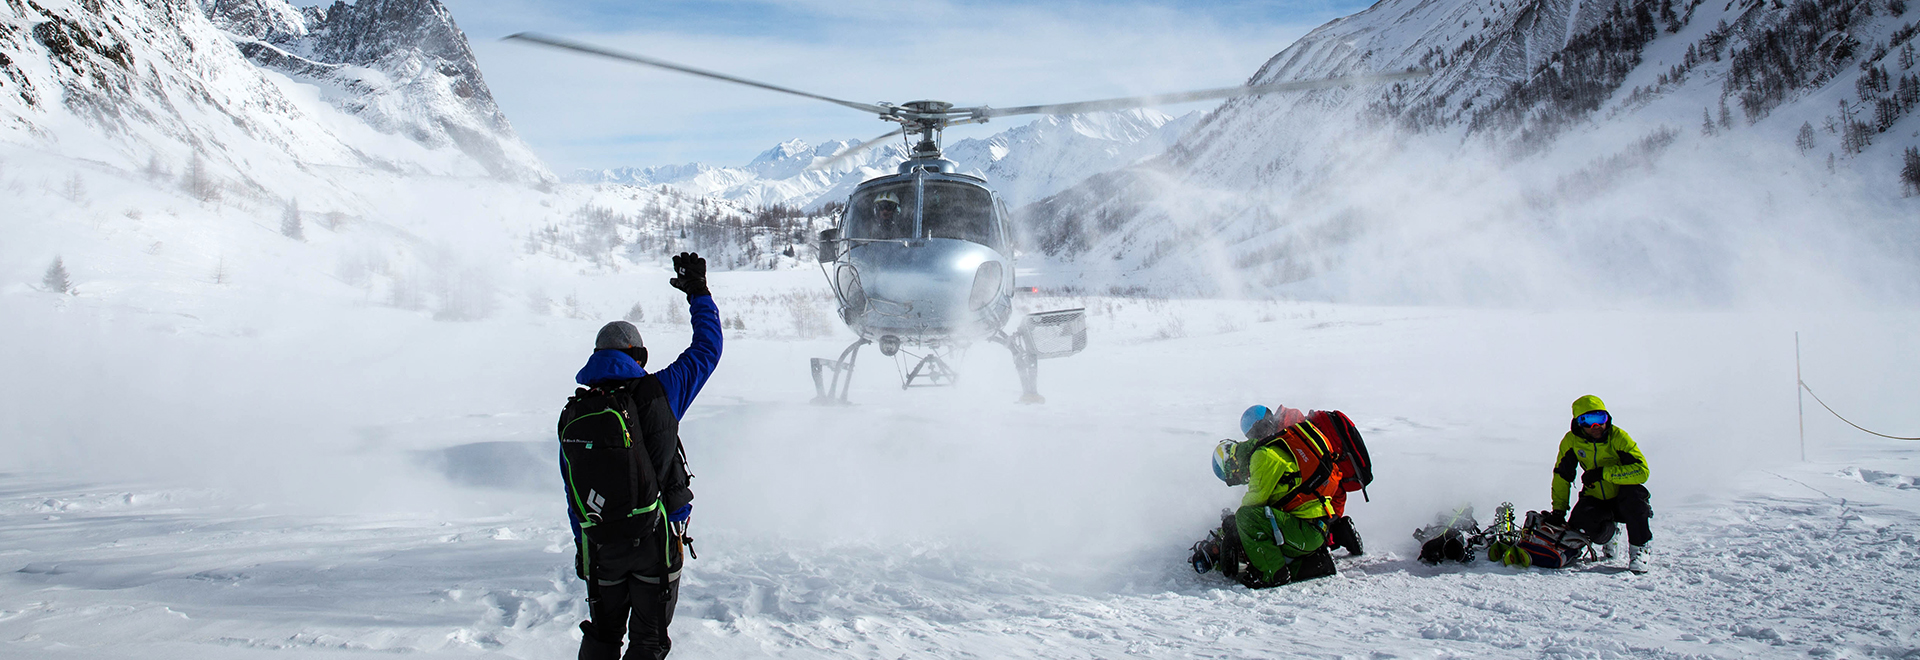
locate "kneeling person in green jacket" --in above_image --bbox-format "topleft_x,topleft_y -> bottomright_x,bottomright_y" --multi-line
1550,395 -> 1654,572
1209,405 -> 1341,588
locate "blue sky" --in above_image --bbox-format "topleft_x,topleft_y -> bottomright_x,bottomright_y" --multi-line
448,0 -> 1376,172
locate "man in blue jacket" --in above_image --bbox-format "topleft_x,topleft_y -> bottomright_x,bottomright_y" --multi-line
567,252 -> 721,660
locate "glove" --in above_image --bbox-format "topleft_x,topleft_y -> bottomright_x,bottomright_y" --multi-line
668,503 -> 692,523
1581,468 -> 1605,487
669,252 -> 709,299
1545,509 -> 1567,526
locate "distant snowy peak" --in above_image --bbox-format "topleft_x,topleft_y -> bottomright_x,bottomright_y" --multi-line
947,108 -> 1191,204
568,109 -> 1193,209
743,138 -> 867,179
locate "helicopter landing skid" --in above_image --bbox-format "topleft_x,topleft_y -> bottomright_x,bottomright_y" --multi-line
810,338 -> 870,405
988,330 -> 1044,404
896,345 -> 960,389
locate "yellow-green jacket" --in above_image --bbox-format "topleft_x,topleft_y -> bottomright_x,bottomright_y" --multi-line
1550,395 -> 1650,511
1241,442 -> 1332,519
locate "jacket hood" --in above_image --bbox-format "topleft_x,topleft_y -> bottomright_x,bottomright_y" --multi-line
1571,395 -> 1608,418
1274,405 -> 1307,428
576,349 -> 649,386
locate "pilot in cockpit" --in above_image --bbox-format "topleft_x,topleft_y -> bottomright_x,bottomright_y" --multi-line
872,192 -> 907,238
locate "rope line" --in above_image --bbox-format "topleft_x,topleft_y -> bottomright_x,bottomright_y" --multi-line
1799,380 -> 1920,440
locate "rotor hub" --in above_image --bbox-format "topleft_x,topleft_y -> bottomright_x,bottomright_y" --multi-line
901,100 -> 954,116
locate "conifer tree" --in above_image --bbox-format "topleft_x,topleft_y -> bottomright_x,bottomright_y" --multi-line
1796,122 -> 1817,152
183,151 -> 219,202
42,257 -> 71,294
281,198 -> 304,240
143,154 -> 170,182
1903,146 -> 1920,196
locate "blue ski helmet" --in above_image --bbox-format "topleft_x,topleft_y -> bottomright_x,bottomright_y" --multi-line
1239,405 -> 1272,439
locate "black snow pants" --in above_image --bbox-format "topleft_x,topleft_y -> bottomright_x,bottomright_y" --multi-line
1569,484 -> 1653,547
579,573 -> 679,660
578,509 -> 686,660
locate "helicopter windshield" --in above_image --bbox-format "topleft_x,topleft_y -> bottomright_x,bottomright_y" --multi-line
921,181 -> 999,248
847,184 -> 917,240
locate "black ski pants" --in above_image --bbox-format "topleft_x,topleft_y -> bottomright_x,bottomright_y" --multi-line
1569,484 -> 1652,547
579,574 -> 679,660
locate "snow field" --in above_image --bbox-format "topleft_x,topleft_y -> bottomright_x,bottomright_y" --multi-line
3,269 -> 1917,657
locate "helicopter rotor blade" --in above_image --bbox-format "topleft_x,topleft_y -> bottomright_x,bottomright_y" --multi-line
504,32 -> 893,116
807,127 -> 908,172
964,69 -> 1430,119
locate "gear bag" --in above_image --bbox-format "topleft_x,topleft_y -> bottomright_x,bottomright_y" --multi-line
1307,410 -> 1374,495
1514,510 -> 1589,569
1252,420 -> 1345,512
558,379 -> 668,561
1190,509 -> 1247,580
1413,506 -> 1482,565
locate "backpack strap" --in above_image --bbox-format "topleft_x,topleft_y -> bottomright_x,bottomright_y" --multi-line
625,374 -> 668,404
1270,422 -> 1337,513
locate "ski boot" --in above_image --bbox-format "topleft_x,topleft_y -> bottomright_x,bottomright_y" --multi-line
1329,516 -> 1365,556
1288,546 -> 1338,582
1627,542 -> 1651,573
1236,562 -> 1290,589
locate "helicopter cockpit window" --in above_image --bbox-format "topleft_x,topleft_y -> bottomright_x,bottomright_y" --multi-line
847,185 -> 917,240
921,182 -> 999,248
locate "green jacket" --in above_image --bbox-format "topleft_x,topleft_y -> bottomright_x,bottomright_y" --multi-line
1240,442 -> 1331,519
1550,395 -> 1650,510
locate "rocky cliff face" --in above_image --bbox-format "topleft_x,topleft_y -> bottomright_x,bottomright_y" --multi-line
216,0 -> 548,182
0,0 -> 547,188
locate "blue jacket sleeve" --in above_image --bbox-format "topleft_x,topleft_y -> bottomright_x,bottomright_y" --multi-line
654,295 -> 723,419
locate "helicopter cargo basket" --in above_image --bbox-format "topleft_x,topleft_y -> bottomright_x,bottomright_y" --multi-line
1019,308 -> 1087,359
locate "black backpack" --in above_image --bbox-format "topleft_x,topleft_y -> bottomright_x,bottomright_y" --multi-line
558,379 -> 668,545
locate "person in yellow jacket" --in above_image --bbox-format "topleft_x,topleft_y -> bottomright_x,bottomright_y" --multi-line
1549,395 -> 1653,572
1208,405 -> 1340,588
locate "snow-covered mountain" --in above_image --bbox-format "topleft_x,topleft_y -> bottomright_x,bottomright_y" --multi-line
1023,0 -> 1920,304
569,109 -> 1198,209
212,0 -> 550,182
0,0 -> 832,325
0,0 -> 549,187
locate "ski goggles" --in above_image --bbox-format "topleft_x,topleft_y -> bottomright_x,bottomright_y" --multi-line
1573,411 -> 1610,428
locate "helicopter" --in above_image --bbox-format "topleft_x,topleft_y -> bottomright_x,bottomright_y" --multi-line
505,33 -> 1425,404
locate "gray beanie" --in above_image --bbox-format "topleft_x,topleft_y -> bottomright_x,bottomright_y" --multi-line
595,321 -> 644,350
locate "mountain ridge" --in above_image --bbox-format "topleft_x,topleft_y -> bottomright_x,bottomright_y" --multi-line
1020,0 -> 1920,304
567,108 -> 1198,210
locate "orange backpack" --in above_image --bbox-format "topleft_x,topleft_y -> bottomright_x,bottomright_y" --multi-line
1253,420 -> 1346,513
